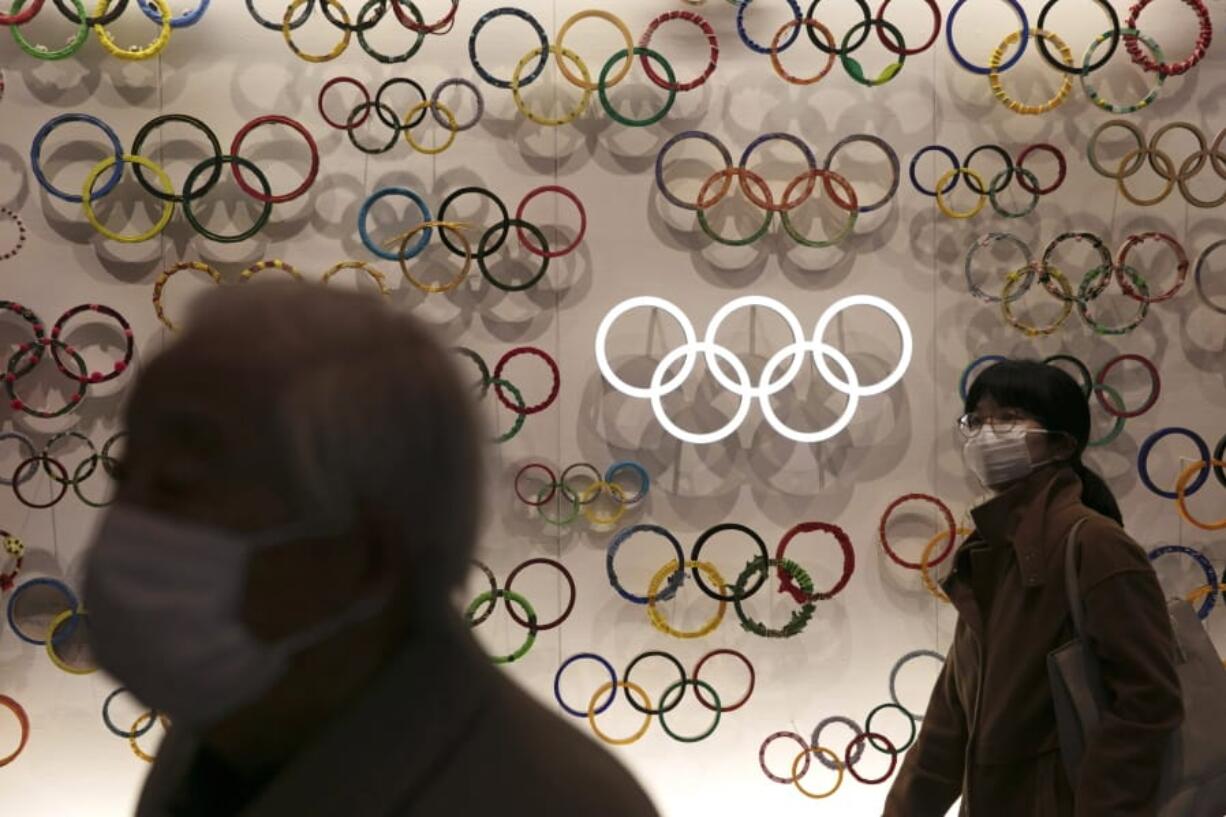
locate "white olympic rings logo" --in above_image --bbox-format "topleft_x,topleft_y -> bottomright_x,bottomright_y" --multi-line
594,295 -> 913,445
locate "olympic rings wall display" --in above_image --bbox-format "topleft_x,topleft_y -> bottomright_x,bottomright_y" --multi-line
554,649 -> 753,746
464,558 -> 576,664
515,461 -> 649,529
910,143 -> 1066,220
4,0 -> 198,61
451,346 -> 559,445
101,687 -> 168,764
1088,120 -> 1226,209
4,430 -> 126,510
655,131 -> 900,250
596,294 -> 912,445
30,112 -> 321,244
1136,427 -> 1226,531
469,8 -> 717,128
357,185 -> 585,293
606,520 -> 854,639
316,76 -> 483,155
962,230 -> 1190,337
5,576 -> 95,674
244,0 -> 458,64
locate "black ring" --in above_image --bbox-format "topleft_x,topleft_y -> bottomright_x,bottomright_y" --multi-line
621,650 -> 688,715
436,186 -> 509,259
13,455 -> 70,510
1214,433 -> 1226,489
804,0 -> 871,55
246,0 -> 315,30
375,78 -> 428,131
42,431 -> 98,487
689,523 -> 769,603
321,0 -> 387,31
1043,355 -> 1093,399
100,432 -> 127,480
54,0 -> 129,26
1037,0 -> 1120,75
345,102 -> 400,155
962,145 -> 1014,195
102,688 -> 157,740
130,114 -> 224,205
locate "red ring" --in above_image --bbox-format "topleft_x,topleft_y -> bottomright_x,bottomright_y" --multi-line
1094,354 -> 1161,419
229,115 -> 321,204
502,558 -> 576,631
638,11 -> 720,92
844,731 -> 898,785
0,695 -> 29,767
760,731 -> 811,784
317,77 -> 371,131
1124,0 -> 1211,77
1015,143 -> 1067,195
515,462 -> 557,507
493,346 -> 560,416
875,0 -> 941,55
394,0 -> 458,33
1114,232 -> 1189,304
0,0 -> 45,25
774,522 -> 855,604
879,494 -> 957,570
515,186 -> 587,259
692,649 -> 755,713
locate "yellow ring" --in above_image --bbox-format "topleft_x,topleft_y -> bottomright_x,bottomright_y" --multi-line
1186,583 -> 1226,605
578,480 -> 629,526
988,29 -> 1073,115
587,680 -> 653,746
240,259 -> 302,282
935,168 -> 987,219
512,45 -> 593,127
1175,459 -> 1226,531
45,609 -> 96,675
646,559 -> 726,639
1117,148 -> 1176,207
920,527 -> 970,604
396,220 -> 472,293
82,154 -> 175,244
1001,264 -> 1073,337
129,712 -> 170,763
283,0 -> 350,63
94,0 -> 171,61
790,746 -> 845,799
321,261 -> 391,299
403,100 -> 458,155
153,261 -> 222,331
553,10 -> 635,91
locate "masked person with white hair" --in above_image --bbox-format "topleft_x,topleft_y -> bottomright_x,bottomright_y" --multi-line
84,282 -> 659,817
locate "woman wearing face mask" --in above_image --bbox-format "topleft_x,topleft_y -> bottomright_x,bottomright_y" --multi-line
883,359 -> 1182,817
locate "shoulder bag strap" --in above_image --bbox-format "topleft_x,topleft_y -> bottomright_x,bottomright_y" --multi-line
1064,518 -> 1091,637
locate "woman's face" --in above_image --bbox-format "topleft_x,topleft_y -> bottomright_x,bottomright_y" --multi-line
969,395 -> 1075,464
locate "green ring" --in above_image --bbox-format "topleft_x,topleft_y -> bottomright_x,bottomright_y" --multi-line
42,431 -> 98,486
536,482 -> 580,527
357,0 -> 426,64
780,186 -> 859,248
733,557 -> 816,639
657,679 -> 721,743
182,155 -> 274,244
697,178 -> 774,247
988,167 -> 1040,219
597,47 -> 677,128
840,19 -> 906,87
11,0 -> 89,60
487,377 -> 525,444
865,702 -> 917,753
1080,29 -> 1165,114
1076,264 -> 1149,335
346,102 -> 400,155
465,589 -> 537,664
1088,383 -> 1127,448
477,219 -> 550,292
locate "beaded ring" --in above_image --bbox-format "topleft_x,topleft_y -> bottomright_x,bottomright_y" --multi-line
430,79 -> 484,131
761,731 -> 812,784
989,29 -> 1073,114
356,0 -> 425,64
1138,428 -> 1210,500
605,461 -> 650,504
1086,120 -> 1146,179
639,10 -> 719,92
771,18 -> 835,85
153,262 -> 222,331
321,261 -> 390,298
49,304 -> 134,384
128,712 -> 169,763
964,232 -> 1034,304
1082,28 -> 1165,114
182,155 -> 273,243
774,521 -> 855,603
919,528 -> 963,602
554,653 -> 617,718
136,0 -> 209,27
736,0 -> 802,55
402,100 -> 457,155
843,731 -> 898,784
1115,232 -> 1188,304
607,524 -> 685,605
987,168 -> 1039,219
739,131 -> 818,211
12,455 -> 70,508
246,0 -> 313,31
811,716 -> 865,771
0,208 -> 27,262
0,531 -> 24,592
1124,0 -> 1211,77
464,589 -> 537,664
345,102 -> 400,155
880,494 -> 957,570
240,259 -> 302,282
468,7 -> 549,90
41,430 -> 99,487
1149,545 -> 1218,620
6,341 -> 88,419
1116,148 -> 1175,207
1040,232 -> 1111,303
1076,266 -> 1150,336
732,557 -> 816,639
94,0 -> 172,61
779,170 -> 858,248
889,650 -> 944,721
1001,264 -> 1072,337
392,0 -> 455,32
646,559 -> 727,640
282,0 -> 351,62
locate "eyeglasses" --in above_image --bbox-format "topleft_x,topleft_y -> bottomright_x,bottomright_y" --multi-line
957,413 -> 1033,439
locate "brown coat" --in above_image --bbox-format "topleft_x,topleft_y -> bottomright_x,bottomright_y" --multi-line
134,618 -> 659,817
885,466 -> 1183,817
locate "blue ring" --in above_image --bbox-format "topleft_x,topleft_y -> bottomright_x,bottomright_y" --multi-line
606,524 -> 685,605
31,114 -> 125,204
1138,427 -> 1210,500
554,652 -> 617,718
736,0 -> 803,55
358,187 -> 433,262
1147,545 -> 1218,620
605,461 -> 650,504
945,0 -> 1030,75
137,0 -> 210,26
468,7 -> 549,90
909,145 -> 960,197
959,354 -> 1007,402
5,577 -> 80,646
738,131 -> 817,174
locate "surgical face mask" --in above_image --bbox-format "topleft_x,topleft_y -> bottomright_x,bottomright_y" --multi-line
962,426 -> 1056,490
84,505 -> 391,731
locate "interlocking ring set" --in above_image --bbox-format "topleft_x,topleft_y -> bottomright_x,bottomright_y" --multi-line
317,76 -> 483,156
31,112 -> 320,245
357,184 -> 586,295
2,0 -> 202,62
0,301 -> 134,419
964,231 -> 1190,337
463,558 -> 576,665
100,687 -> 169,763
759,649 -> 944,796
4,576 -> 96,676
911,143 -> 1066,220
469,8 -> 718,128
877,493 -> 968,605
596,295 -> 912,445
451,346 -> 559,445
248,0 -> 459,65
554,649 -> 755,746
962,353 -> 1162,449
606,521 -> 856,640
656,131 -> 900,249
1,429 -> 125,509
1148,544 -> 1226,622
515,460 -> 650,529
151,258 -> 391,331
1137,427 -> 1226,532
1089,120 -> 1226,209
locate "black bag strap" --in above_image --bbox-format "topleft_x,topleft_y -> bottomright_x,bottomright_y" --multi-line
1063,518 -> 1091,637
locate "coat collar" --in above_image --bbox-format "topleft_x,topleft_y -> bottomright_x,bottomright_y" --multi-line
968,464 -> 1084,588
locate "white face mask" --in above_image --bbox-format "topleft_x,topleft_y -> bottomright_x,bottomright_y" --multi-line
84,505 -> 391,731
962,426 -> 1055,490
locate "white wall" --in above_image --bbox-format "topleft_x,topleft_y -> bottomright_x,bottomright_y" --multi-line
1,1 -> 1224,814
